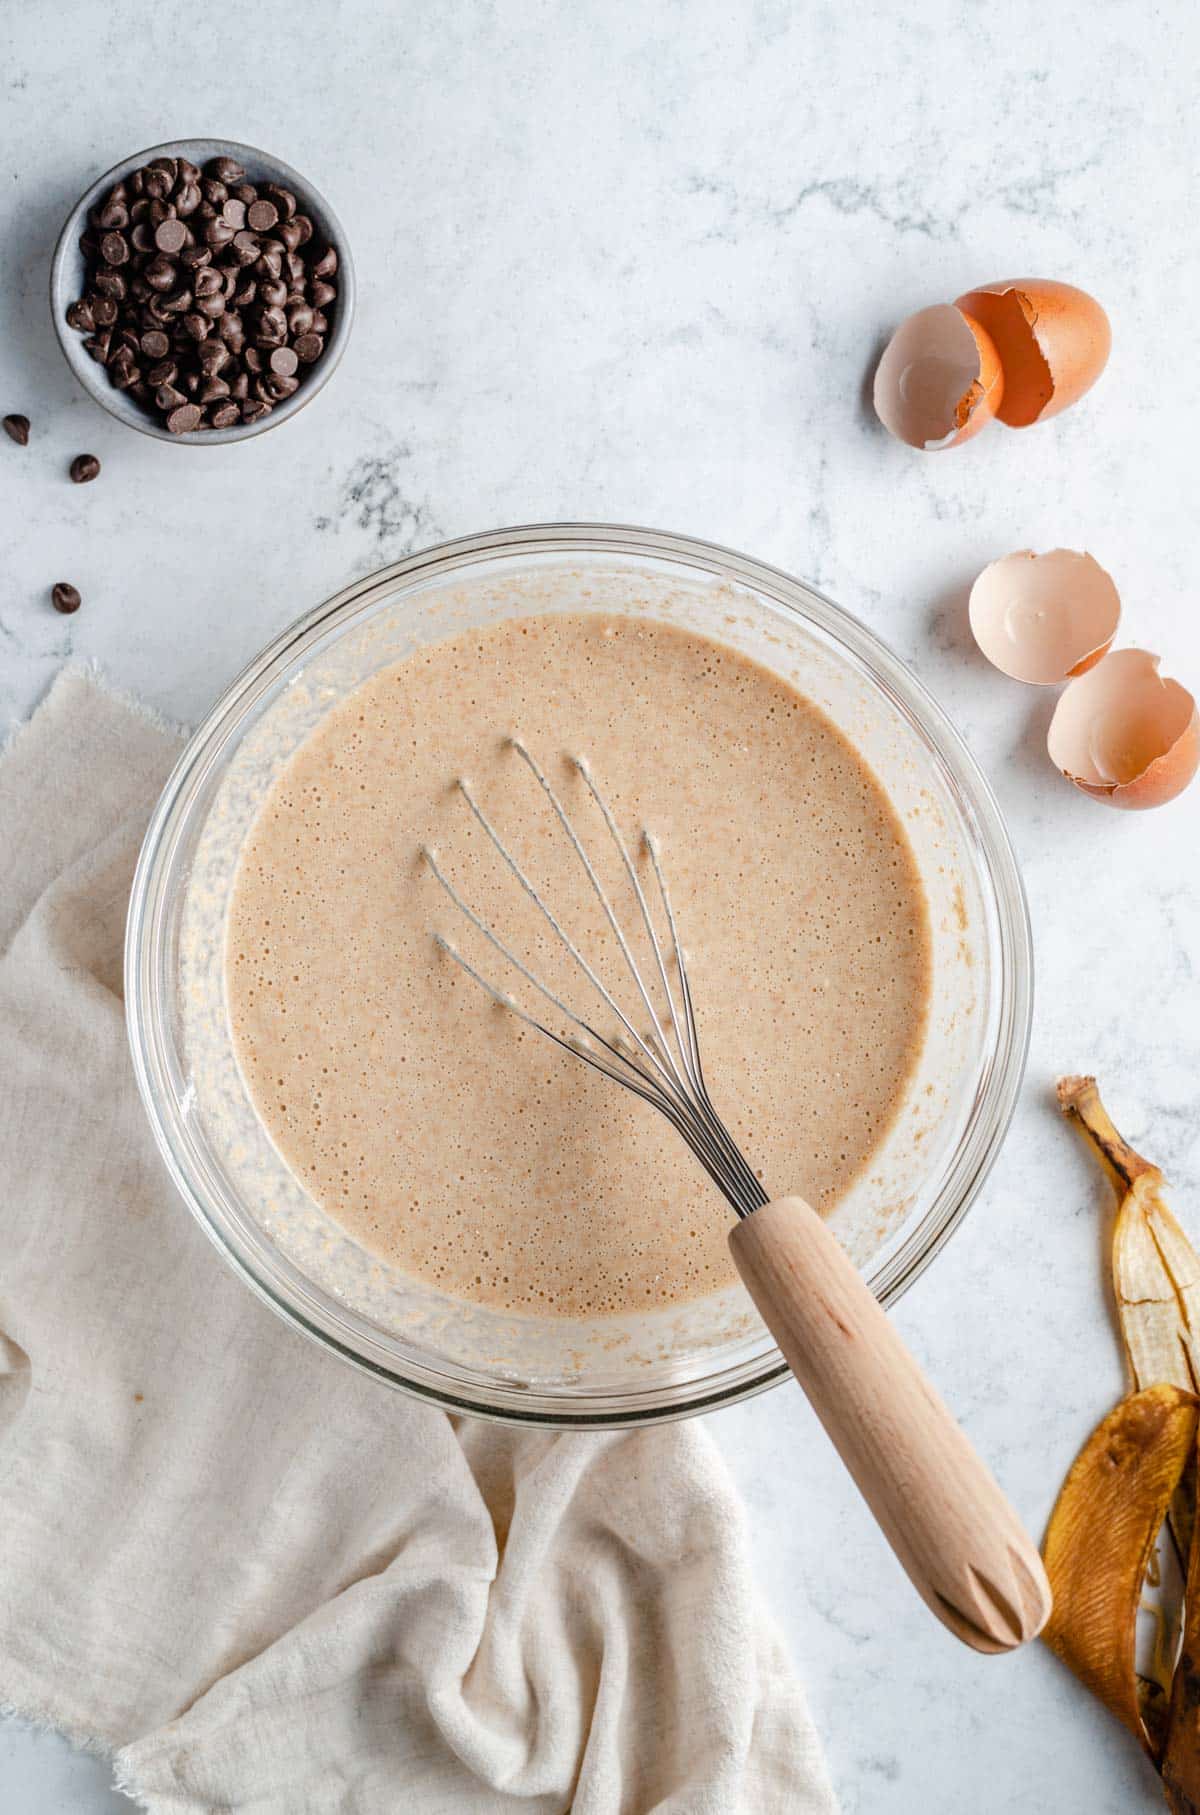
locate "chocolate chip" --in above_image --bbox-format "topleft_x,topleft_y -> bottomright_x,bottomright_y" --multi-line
262,183 -> 296,220
94,268 -> 127,300
154,217 -> 188,255
180,243 -> 212,269
97,198 -> 129,231
259,277 -> 287,308
266,372 -> 300,400
241,399 -> 270,423
147,358 -> 177,387
100,231 -> 129,266
108,347 -> 138,388
204,219 -> 236,249
149,155 -> 177,183
166,402 -> 202,434
90,294 -> 119,326
144,255 -> 178,293
286,302 -> 313,336
221,197 -> 247,230
183,312 -> 210,341
246,199 -> 278,232
210,400 -> 240,428
243,345 -> 263,374
130,221 -> 154,255
155,381 -> 185,410
84,333 -> 111,364
140,329 -> 170,359
276,219 -> 303,253
293,332 -> 324,363
3,413 -> 30,445
229,371 -> 249,400
175,182 -> 202,217
269,344 -> 299,377
198,339 -> 229,375
69,453 -> 101,483
197,292 -> 226,321
206,155 -> 245,185
312,245 -> 338,279
66,299 -> 95,331
176,157 -> 201,187
256,305 -> 287,343
51,582 -> 81,614
199,375 -> 230,402
293,214 -> 313,245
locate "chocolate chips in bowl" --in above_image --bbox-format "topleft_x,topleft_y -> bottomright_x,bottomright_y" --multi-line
50,140 -> 353,444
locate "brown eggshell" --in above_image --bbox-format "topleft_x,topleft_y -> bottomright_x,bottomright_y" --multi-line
968,549 -> 1120,684
873,304 -> 1004,450
954,280 -> 1110,428
1047,648 -> 1200,809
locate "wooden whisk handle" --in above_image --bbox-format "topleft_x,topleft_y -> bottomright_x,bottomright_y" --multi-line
729,1195 -> 1051,1653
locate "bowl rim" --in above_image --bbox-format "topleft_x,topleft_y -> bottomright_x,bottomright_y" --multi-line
49,136 -> 355,447
125,521 -> 1033,1426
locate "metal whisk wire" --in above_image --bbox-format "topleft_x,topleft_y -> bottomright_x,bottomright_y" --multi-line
421,739 -> 768,1218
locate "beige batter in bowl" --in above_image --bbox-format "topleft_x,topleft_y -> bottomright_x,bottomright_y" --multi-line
125,523 -> 1031,1426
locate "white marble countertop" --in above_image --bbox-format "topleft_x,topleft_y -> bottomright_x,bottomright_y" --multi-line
3,2 -> 1198,1809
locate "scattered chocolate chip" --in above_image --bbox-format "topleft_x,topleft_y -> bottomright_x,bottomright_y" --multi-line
69,453 -> 101,483
166,402 -> 202,434
51,582 -> 81,614
3,413 -> 30,446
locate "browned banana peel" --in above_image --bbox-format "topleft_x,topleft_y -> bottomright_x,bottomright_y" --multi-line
1059,1073 -> 1200,1559
1047,1077 -> 1200,1805
1043,1384 -> 1198,1760
1059,1075 -> 1200,1400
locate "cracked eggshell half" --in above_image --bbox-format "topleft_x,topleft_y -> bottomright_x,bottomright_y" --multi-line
969,549 -> 1121,684
954,280 -> 1110,428
873,303 -> 1004,449
1047,648 -> 1200,809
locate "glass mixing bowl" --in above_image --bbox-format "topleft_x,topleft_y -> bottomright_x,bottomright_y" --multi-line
126,523 -> 1032,1426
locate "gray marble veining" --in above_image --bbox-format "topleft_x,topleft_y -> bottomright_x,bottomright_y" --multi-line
3,1 -> 1198,1809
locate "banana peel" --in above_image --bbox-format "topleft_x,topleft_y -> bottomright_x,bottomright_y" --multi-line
1048,1077 -> 1200,1804
1043,1384 -> 1197,1760
1059,1074 -> 1200,1561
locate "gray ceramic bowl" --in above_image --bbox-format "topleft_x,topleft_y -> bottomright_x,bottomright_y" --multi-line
50,137 -> 355,446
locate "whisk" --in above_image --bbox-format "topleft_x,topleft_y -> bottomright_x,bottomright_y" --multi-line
424,740 -> 1050,1654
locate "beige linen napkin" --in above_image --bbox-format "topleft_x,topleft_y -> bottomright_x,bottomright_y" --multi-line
0,670 -> 836,1815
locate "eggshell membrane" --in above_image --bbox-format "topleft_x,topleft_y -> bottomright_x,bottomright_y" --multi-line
968,549 -> 1121,684
1047,648 -> 1200,809
873,303 -> 1004,450
954,280 -> 1111,428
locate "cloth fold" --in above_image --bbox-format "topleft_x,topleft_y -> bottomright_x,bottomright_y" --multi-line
0,671 -> 835,1814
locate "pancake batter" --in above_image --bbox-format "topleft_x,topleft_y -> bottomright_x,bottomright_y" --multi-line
227,613 -> 930,1317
